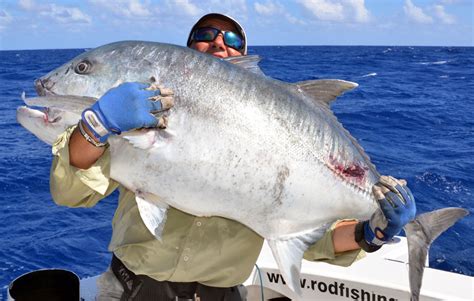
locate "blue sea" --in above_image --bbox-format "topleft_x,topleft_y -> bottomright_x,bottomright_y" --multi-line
0,45 -> 473,296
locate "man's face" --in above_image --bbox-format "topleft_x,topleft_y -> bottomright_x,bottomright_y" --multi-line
190,18 -> 243,58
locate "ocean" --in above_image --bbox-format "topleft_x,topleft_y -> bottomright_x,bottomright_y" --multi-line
0,45 -> 472,295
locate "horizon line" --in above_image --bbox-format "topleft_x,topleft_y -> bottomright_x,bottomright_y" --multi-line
1,43 -> 473,51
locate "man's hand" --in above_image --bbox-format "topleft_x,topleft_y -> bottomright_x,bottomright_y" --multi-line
81,82 -> 174,143
356,176 -> 416,251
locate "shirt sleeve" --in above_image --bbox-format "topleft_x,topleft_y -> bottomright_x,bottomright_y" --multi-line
50,125 -> 119,208
303,219 -> 365,267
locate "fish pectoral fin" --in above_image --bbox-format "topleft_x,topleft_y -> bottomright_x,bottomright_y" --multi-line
268,228 -> 327,296
404,207 -> 468,301
123,129 -> 171,150
294,79 -> 358,106
223,55 -> 265,76
135,193 -> 169,240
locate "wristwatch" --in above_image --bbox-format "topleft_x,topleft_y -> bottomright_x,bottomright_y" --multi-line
355,221 -> 382,253
78,121 -> 108,148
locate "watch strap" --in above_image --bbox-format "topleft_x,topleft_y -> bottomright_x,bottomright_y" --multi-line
78,121 -> 109,147
355,221 -> 382,253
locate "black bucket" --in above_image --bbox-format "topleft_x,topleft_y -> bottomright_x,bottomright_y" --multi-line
8,269 -> 80,301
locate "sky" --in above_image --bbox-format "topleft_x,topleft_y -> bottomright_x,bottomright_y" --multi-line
0,0 -> 472,50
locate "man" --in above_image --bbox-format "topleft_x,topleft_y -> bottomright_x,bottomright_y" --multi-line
50,13 -> 415,300
186,13 -> 247,58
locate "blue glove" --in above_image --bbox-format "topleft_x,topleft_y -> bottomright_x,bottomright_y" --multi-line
363,176 -> 416,247
82,82 -> 166,142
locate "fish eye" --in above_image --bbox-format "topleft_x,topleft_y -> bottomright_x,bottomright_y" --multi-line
74,60 -> 92,74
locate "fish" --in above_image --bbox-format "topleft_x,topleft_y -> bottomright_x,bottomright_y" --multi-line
17,41 -> 468,300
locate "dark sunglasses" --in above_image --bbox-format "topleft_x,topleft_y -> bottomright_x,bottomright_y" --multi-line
191,27 -> 244,52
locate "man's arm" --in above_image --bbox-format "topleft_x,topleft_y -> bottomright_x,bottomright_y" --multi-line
69,122 -> 106,169
50,125 -> 117,207
332,220 -> 359,253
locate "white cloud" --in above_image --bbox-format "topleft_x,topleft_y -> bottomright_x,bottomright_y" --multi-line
286,14 -> 305,25
254,1 -> 282,16
438,0 -> 462,4
403,0 -> 433,24
46,4 -> 91,24
0,9 -> 13,31
254,1 -> 304,25
162,0 -> 249,22
299,0 -> 344,22
128,0 -> 152,17
89,0 -> 154,18
206,0 -> 248,22
403,1 -> 455,25
298,0 -> 370,23
19,0 -> 37,10
346,0 -> 370,23
19,0 -> 91,24
432,4 -> 456,24
169,0 -> 203,16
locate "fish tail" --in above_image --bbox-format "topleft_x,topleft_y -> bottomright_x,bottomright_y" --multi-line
404,207 -> 468,301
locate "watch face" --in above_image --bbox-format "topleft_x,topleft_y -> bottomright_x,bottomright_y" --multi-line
83,110 -> 109,137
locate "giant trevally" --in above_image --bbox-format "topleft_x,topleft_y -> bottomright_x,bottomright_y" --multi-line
17,41 -> 468,300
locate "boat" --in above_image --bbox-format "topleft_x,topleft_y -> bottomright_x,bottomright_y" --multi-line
74,236 -> 473,300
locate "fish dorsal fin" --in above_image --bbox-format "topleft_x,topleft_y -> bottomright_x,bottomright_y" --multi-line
295,79 -> 358,106
267,227 -> 327,296
135,192 -> 169,240
223,55 -> 265,76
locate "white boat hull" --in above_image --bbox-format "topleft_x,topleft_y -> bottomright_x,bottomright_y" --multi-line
79,237 -> 473,301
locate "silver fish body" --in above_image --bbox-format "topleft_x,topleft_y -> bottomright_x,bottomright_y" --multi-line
19,41 -> 468,299
35,41 -> 380,237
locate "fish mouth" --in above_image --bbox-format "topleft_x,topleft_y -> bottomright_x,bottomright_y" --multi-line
19,93 -> 63,124
17,105 -> 65,146
17,106 -> 45,119
34,78 -> 56,96
18,105 -> 61,125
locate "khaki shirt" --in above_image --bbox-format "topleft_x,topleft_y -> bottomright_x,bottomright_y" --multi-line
50,126 -> 364,287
